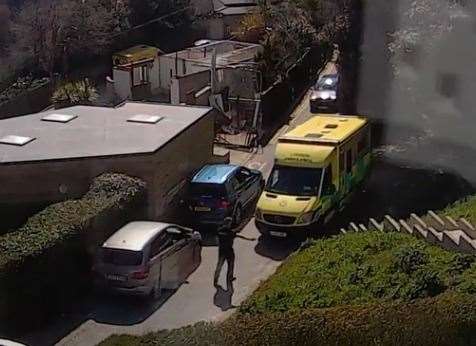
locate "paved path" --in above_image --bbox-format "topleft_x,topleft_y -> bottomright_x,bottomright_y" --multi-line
17,63 -> 333,346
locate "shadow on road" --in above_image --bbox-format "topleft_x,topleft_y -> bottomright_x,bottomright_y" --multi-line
254,235 -> 303,261
17,288 -> 178,346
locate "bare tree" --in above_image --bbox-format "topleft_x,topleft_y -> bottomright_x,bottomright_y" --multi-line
10,0 -> 129,78
0,0 -> 11,52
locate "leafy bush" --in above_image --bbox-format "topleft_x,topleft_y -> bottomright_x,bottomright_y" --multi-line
240,232 -> 476,314
51,78 -> 98,106
100,293 -> 476,346
0,75 -> 49,103
0,173 -> 146,333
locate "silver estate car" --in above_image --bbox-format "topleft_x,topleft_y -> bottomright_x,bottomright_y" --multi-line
93,221 -> 202,297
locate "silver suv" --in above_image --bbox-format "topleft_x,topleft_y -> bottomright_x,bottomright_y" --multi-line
93,221 -> 201,298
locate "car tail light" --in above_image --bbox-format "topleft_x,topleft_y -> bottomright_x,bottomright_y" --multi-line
217,198 -> 230,209
131,268 -> 149,280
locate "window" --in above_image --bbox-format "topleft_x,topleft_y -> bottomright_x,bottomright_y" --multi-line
339,151 -> 345,172
266,166 -> 322,196
190,183 -> 227,197
132,65 -> 150,86
230,176 -> 241,191
321,165 -> 334,196
101,249 -> 143,266
357,131 -> 370,156
149,232 -> 171,258
346,149 -> 353,174
236,168 -> 251,185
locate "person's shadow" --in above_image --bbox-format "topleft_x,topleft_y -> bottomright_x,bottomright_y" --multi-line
213,281 -> 237,312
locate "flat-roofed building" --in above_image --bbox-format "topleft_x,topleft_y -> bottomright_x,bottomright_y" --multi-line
0,102 -> 216,225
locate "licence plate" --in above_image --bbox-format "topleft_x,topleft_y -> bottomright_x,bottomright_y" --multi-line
195,206 -> 211,212
270,231 -> 287,238
107,274 -> 126,282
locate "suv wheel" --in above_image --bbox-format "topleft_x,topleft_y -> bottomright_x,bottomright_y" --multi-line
233,205 -> 243,226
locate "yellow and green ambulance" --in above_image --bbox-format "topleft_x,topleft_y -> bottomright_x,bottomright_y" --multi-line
255,114 -> 371,237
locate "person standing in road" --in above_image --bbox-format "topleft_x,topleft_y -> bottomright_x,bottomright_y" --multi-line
213,217 -> 255,288
214,217 -> 236,287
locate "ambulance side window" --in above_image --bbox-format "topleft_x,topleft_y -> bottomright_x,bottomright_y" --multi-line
346,149 -> 353,174
321,165 -> 335,196
339,151 -> 345,172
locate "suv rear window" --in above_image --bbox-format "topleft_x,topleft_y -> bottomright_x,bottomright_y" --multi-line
101,248 -> 143,266
190,183 -> 227,197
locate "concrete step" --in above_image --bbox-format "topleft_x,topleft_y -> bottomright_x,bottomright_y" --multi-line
383,215 -> 400,232
359,224 -> 368,232
349,222 -> 360,232
413,224 -> 428,239
444,215 -> 460,231
426,210 -> 446,231
409,213 -> 428,229
458,218 -> 476,239
368,218 -> 384,231
426,227 -> 443,244
400,220 -> 414,235
444,230 -> 476,253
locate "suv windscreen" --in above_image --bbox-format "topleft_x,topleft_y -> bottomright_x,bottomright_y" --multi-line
190,183 -> 227,197
101,248 -> 143,266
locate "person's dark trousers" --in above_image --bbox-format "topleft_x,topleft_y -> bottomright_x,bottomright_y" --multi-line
214,250 -> 235,286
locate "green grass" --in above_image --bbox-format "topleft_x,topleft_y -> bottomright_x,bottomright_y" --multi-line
240,231 -> 476,314
440,195 -> 476,225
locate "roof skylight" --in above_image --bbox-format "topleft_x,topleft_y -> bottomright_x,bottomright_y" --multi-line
127,114 -> 163,124
41,113 -> 78,123
0,135 -> 36,146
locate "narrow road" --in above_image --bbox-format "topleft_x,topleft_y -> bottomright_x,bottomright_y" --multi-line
18,66 -> 326,346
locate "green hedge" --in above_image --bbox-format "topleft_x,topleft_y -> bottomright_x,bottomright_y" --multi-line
100,292 -> 476,346
0,173 -> 146,333
240,232 -> 476,315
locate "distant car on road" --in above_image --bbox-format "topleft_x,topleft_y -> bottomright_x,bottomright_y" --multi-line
93,222 -> 201,298
187,164 -> 264,227
310,74 -> 339,113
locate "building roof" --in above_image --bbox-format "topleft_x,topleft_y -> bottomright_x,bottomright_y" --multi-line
217,5 -> 255,15
212,0 -> 257,14
0,102 -> 212,164
162,40 -> 262,67
113,45 -> 162,66
102,221 -> 170,251
282,114 -> 368,144
191,164 -> 239,184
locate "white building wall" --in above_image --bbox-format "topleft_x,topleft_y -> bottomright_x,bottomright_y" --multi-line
170,78 -> 180,105
159,55 -> 177,89
113,69 -> 132,101
150,57 -> 160,92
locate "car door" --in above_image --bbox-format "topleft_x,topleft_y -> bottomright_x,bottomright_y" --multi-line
148,231 -> 173,288
159,226 -> 201,290
235,167 -> 256,205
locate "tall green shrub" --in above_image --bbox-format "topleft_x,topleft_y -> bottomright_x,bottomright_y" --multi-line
0,173 -> 146,333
